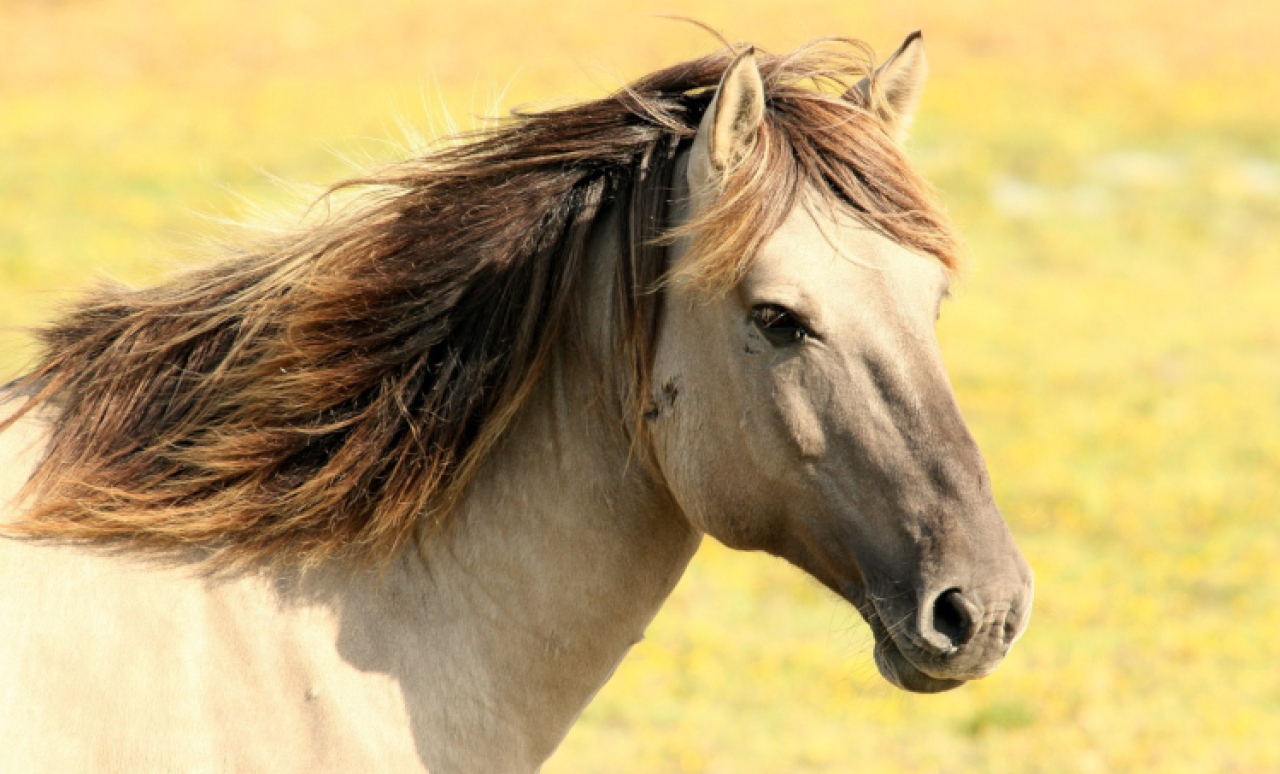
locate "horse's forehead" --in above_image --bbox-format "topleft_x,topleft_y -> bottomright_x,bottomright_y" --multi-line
749,201 -> 949,311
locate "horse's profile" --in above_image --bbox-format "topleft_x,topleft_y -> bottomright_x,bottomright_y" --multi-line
0,33 -> 1032,772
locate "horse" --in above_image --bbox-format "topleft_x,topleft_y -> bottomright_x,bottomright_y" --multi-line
0,33 -> 1033,772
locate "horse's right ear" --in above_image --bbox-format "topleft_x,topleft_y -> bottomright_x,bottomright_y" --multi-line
688,47 -> 766,195
847,31 -> 928,142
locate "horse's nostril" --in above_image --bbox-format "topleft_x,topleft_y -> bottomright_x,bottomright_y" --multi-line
930,588 -> 978,649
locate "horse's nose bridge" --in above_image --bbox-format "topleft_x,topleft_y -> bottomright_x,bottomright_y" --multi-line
932,507 -> 1030,592
858,340 -> 990,501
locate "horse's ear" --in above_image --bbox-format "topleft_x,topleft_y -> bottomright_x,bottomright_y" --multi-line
688,47 -> 766,193
848,31 -> 928,142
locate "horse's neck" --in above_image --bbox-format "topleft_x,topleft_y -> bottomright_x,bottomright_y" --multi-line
1,364 -> 697,772
0,212 -> 700,772
401,369 -> 695,768
392,227 -> 699,769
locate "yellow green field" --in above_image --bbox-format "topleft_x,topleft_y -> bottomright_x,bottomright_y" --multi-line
2,1 -> 1277,771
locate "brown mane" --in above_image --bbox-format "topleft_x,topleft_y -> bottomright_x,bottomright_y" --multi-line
1,39 -> 960,570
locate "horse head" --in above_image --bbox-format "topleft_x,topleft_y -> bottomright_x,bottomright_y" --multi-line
648,36 -> 1033,693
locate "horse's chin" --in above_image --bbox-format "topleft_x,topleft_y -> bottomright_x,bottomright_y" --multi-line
872,638 -> 966,694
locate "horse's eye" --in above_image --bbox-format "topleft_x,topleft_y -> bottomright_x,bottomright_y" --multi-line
750,303 -> 809,347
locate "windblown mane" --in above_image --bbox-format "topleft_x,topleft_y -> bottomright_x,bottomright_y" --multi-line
2,39 -> 960,569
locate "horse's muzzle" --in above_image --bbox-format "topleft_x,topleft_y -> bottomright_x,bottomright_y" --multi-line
860,576 -> 1034,693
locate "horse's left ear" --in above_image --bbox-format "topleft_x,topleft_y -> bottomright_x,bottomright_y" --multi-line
848,31 -> 928,142
688,47 -> 766,194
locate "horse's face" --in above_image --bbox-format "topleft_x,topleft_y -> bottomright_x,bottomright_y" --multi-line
649,41 -> 1032,693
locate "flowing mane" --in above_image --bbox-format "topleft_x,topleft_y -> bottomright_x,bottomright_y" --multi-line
1,40 -> 960,570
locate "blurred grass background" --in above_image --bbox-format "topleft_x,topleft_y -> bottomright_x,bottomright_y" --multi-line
2,1 -> 1277,771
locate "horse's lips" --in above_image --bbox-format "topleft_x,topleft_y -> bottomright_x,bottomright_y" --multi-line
872,637 -> 965,694
841,582 -> 966,694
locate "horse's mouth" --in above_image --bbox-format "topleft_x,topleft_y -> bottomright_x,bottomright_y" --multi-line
845,586 -> 966,694
871,636 -> 965,694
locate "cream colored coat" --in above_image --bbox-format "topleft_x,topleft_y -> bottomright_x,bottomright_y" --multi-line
0,37 -> 1031,772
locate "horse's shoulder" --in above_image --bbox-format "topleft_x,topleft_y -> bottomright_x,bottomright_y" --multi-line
0,533 -> 432,772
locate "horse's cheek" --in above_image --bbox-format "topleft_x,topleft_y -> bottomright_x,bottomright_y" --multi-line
773,377 -> 829,463
647,386 -> 743,540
